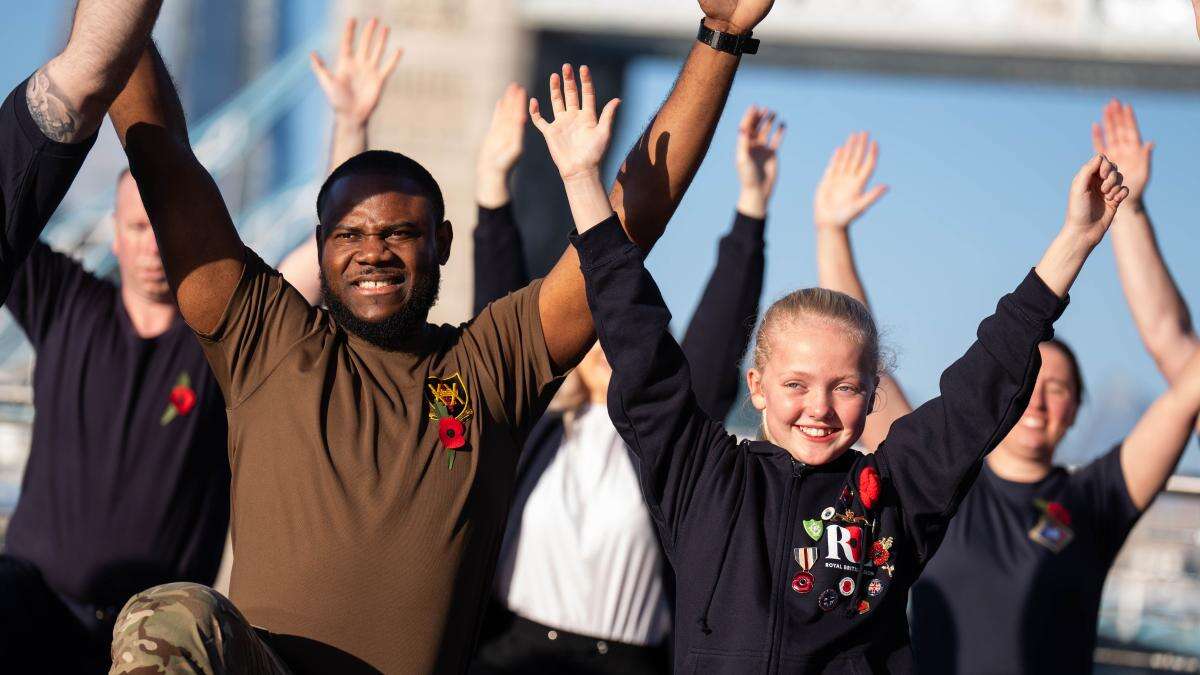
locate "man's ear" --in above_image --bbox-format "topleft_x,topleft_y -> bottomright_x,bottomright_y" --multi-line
436,220 -> 453,266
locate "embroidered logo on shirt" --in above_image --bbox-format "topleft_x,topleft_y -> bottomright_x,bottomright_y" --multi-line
1029,498 -> 1074,553
424,374 -> 474,423
425,374 -> 474,470
825,524 -> 862,563
160,372 -> 196,426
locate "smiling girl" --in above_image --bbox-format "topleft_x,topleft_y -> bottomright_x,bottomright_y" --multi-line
532,65 -> 1132,670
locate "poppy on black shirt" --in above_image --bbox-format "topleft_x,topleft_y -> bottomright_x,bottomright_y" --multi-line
3,241 -> 230,607
911,445 -> 1141,674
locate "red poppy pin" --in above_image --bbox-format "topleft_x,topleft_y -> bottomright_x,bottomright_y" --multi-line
858,466 -> 881,510
425,374 -> 474,470
160,372 -> 196,425
1034,498 -> 1072,527
871,536 -> 894,566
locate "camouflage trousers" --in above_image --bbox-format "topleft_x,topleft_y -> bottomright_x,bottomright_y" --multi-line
109,582 -> 293,674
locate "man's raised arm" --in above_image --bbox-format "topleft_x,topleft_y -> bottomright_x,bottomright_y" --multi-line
28,0 -> 162,143
108,44 -> 244,334
538,0 -> 774,370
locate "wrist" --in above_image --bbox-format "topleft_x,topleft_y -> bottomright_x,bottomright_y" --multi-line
702,16 -> 749,36
333,113 -> 369,132
814,218 -> 851,233
475,169 -> 511,209
736,188 -> 768,219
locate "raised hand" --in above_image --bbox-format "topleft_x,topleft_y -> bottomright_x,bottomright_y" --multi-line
814,132 -> 889,231
476,83 -> 528,208
1193,0 -> 1200,39
700,0 -> 776,34
1065,154 -> 1129,244
735,106 -> 784,219
1091,99 -> 1152,205
530,64 -> 620,182
310,18 -> 403,127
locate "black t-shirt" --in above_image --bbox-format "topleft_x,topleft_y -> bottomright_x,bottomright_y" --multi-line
910,445 -> 1141,674
3,243 -> 230,606
0,77 -> 96,303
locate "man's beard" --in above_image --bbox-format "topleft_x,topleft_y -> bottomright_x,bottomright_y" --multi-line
321,267 -> 441,351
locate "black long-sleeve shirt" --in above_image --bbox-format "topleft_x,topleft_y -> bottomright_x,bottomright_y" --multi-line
574,214 -> 1066,673
473,203 -> 764,421
0,77 -> 96,303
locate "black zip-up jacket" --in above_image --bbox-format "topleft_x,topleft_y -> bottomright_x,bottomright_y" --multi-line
573,215 -> 1067,673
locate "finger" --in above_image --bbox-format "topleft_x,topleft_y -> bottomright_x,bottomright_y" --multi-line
1102,100 -> 1119,148
339,18 -> 357,61
309,52 -> 334,92
858,184 -> 889,211
757,111 -> 775,145
1073,154 -> 1104,192
381,46 -> 403,80
1110,185 -> 1130,205
562,64 -> 580,111
598,98 -> 621,133
358,18 -> 378,62
1120,103 -> 1139,145
1100,169 -> 1120,193
1090,123 -> 1105,155
849,132 -> 868,170
861,138 -> 879,176
1144,141 -> 1155,164
769,123 -> 786,151
529,98 -> 550,132
739,105 -> 759,137
834,134 -> 855,172
549,72 -> 565,115
827,146 -> 845,173
371,25 -> 390,67
580,65 -> 597,116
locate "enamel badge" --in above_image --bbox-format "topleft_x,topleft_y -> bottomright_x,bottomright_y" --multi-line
818,589 -> 840,611
867,578 -> 883,597
1029,498 -> 1074,553
838,577 -> 856,596
803,519 -> 824,541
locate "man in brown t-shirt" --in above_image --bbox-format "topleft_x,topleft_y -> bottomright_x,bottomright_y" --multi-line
104,1 -> 776,672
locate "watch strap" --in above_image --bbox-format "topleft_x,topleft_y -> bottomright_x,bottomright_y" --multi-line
697,19 -> 760,55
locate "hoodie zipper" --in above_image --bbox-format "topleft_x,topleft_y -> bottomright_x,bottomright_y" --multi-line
766,458 -> 806,675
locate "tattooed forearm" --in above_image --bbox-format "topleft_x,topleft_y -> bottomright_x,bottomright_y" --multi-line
26,69 -> 83,143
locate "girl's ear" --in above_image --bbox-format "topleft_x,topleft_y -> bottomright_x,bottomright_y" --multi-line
747,369 -> 767,411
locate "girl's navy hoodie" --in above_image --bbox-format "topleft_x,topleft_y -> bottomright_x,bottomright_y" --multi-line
572,215 -> 1067,674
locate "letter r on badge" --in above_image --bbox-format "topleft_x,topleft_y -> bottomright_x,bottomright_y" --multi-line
826,525 -> 861,563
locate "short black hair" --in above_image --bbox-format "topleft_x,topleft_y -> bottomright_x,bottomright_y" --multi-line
1044,338 -> 1085,404
315,150 -> 445,232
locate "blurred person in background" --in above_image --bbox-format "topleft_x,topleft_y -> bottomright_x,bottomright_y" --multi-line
0,2 -> 229,673
808,127 -> 1200,673
471,105 -> 779,675
105,0 -> 779,670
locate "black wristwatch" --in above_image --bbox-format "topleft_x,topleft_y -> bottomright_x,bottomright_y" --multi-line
697,19 -> 759,55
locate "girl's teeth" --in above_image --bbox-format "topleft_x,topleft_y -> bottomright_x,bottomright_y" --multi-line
801,427 -> 834,438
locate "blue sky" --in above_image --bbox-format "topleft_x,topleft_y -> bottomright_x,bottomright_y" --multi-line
607,58 -> 1200,472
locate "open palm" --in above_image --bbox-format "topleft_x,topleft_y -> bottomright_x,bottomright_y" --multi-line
530,64 -> 620,181
736,105 -> 784,199
814,132 -> 888,230
479,83 -> 528,176
1090,99 -> 1152,203
310,18 -> 402,126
